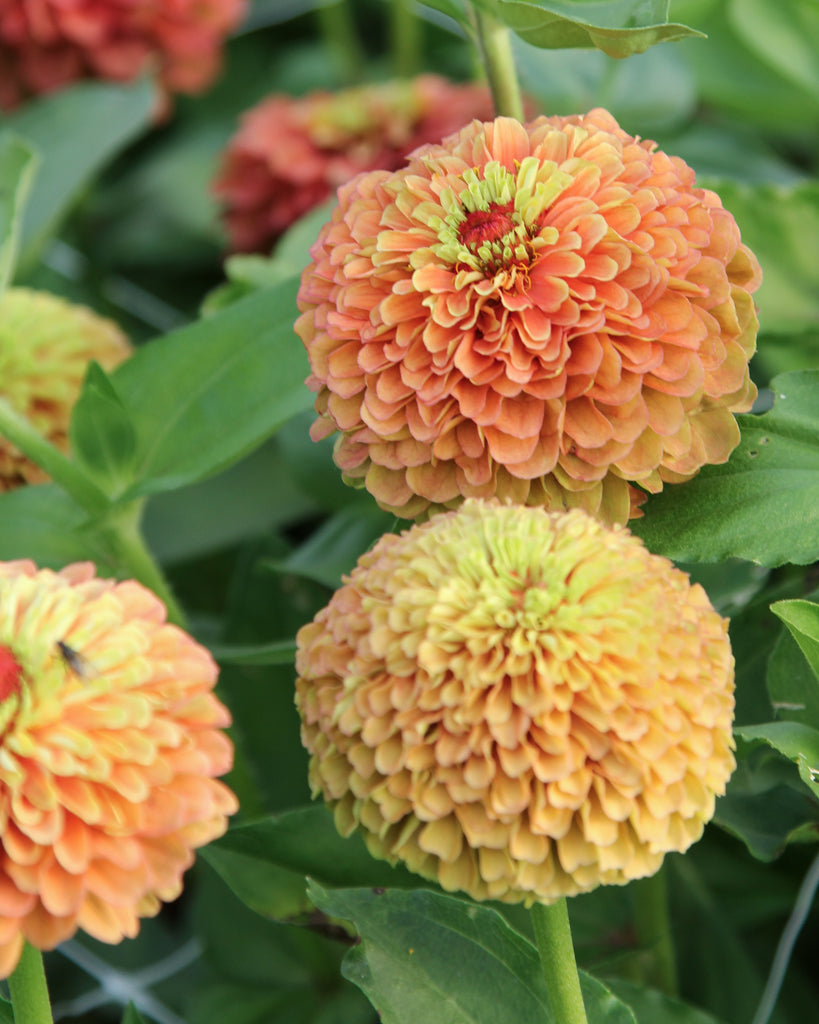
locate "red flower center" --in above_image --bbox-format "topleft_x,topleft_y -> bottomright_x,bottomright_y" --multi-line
0,646 -> 21,702
457,201 -> 515,248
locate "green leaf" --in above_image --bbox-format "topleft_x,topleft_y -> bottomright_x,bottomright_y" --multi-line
203,805 -> 422,892
736,722 -> 819,802
69,362 -> 138,496
631,371 -> 819,567
121,1005 -> 149,1024
716,180 -> 819,336
603,979 -> 724,1024
0,995 -> 12,1024
111,277 -> 313,498
728,0 -> 819,98
309,885 -> 637,1024
0,134 -> 38,294
715,749 -> 819,860
268,504 -> 396,588
310,883 -> 554,1024
482,0 -> 703,58
770,600 -> 819,685
202,844 -> 312,920
0,485 -> 111,568
7,79 -> 155,271
767,625 -> 819,731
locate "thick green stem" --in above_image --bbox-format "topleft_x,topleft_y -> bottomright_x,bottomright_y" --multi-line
390,0 -> 422,78
629,868 -> 678,997
316,0 -> 365,85
102,502 -> 186,628
471,6 -> 524,119
530,899 -> 588,1024
8,943 -> 53,1024
0,398 -> 108,515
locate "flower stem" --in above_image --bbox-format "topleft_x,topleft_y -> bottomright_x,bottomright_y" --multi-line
0,398 -> 108,516
471,6 -> 524,120
390,0 -> 422,78
316,0 -> 365,85
530,899 -> 588,1024
8,942 -> 53,1024
629,867 -> 678,997
102,502 -> 187,629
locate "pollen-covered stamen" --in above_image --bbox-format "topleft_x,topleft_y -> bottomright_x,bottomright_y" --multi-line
0,645 -> 22,702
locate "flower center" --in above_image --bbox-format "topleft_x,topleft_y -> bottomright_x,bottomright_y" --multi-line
457,202 -> 516,249
0,646 -> 22,702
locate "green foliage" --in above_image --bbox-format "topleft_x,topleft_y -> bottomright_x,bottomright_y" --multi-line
632,372 -> 819,566
0,134 -> 38,295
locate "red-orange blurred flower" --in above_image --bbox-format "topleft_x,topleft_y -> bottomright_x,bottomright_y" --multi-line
0,0 -> 246,110
0,560 -> 237,977
296,110 -> 761,525
213,76 -> 498,253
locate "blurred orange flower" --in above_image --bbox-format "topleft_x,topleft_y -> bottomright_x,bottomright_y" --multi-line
296,499 -> 735,904
0,0 -> 245,110
296,110 -> 761,525
0,288 -> 131,492
0,560 -> 237,977
213,76 -> 497,253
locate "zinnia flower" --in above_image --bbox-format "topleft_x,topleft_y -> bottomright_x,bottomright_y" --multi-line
296,499 -> 735,904
213,76 -> 498,253
0,288 -> 131,492
296,110 -> 761,525
0,560 -> 238,977
0,0 -> 246,111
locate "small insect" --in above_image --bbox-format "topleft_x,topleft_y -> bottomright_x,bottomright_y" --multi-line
56,641 -> 97,680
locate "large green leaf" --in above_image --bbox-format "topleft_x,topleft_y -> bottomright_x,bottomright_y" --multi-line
716,180 -> 819,336
478,0 -> 703,57
203,805 -> 422,893
69,362 -> 138,497
7,79 -> 155,271
0,134 -> 38,295
771,600 -> 819,685
0,484 -> 111,568
310,884 -> 637,1024
604,980 -> 724,1024
767,628 -> 819,731
111,277 -> 313,498
632,371 -> 819,566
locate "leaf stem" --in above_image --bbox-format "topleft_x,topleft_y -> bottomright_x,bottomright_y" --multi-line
7,942 -> 54,1024
390,0 -> 422,78
530,899 -> 588,1024
629,867 -> 678,996
316,0 -> 365,85
752,850 -> 819,1024
471,6 -> 524,119
101,502 -> 187,628
0,398 -> 109,515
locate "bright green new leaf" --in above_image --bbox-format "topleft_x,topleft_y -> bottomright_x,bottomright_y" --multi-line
736,721 -> 819,802
716,180 -> 819,337
203,805 -> 422,891
477,0 -> 703,58
0,134 -> 38,295
69,362 -> 138,496
631,371 -> 819,566
7,78 -> 155,272
112,277 -> 313,499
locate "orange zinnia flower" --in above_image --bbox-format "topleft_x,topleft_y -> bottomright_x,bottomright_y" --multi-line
0,560 -> 237,977
296,110 -> 761,525
296,500 -> 735,904
0,0 -> 245,110
0,288 -> 131,492
213,76 -> 498,253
